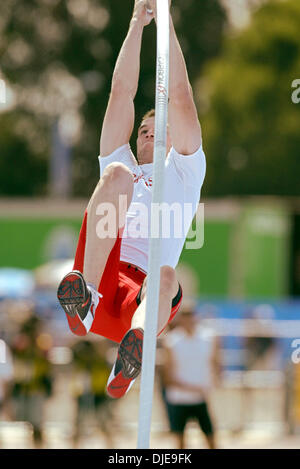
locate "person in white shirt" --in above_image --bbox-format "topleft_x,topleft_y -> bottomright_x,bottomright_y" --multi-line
57,0 -> 206,399
163,308 -> 220,449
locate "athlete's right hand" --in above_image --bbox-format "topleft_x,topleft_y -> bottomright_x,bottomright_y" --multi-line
138,0 -> 172,24
132,0 -> 155,26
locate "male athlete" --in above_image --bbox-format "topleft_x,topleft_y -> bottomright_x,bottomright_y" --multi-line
57,0 -> 206,399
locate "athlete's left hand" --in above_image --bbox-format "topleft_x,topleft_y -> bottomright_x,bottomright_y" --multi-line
133,0 -> 155,27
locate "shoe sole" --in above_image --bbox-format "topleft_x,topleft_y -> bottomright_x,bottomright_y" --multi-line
119,328 -> 144,379
106,328 -> 144,398
57,271 -> 89,335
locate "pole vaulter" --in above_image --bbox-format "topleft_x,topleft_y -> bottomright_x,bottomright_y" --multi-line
57,0 -> 206,449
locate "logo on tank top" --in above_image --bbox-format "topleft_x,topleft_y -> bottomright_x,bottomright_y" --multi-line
132,172 -> 152,187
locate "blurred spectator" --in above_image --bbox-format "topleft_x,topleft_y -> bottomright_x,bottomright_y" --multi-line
244,305 -> 281,371
71,339 -> 114,448
10,315 -> 53,447
162,305 -> 221,449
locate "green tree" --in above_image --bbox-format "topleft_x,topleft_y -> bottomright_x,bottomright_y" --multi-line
200,0 -> 300,197
0,0 -> 226,196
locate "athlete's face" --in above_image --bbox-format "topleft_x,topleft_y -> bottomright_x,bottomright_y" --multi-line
136,116 -> 171,165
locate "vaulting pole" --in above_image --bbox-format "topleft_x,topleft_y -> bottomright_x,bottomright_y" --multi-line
137,0 -> 170,449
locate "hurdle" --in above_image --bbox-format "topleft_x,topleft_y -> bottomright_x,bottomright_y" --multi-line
137,0 -> 170,449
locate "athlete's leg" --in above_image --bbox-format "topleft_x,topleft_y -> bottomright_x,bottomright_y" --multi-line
57,162 -> 133,336
83,162 -> 134,288
130,265 -> 178,333
106,266 -> 179,398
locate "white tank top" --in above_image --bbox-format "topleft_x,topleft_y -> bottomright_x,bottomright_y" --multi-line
99,144 -> 206,273
164,326 -> 215,405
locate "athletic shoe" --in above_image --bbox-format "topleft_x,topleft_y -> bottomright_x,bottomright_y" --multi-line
57,270 -> 102,336
106,328 -> 144,399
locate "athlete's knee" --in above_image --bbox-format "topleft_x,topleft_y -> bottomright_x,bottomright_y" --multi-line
160,266 -> 177,294
102,162 -> 134,194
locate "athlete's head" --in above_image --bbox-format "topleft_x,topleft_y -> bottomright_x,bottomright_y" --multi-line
136,109 -> 171,165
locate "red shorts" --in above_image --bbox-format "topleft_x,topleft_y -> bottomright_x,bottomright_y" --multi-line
73,210 -> 182,344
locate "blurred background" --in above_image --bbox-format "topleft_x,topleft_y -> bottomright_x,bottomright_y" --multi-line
0,0 -> 300,449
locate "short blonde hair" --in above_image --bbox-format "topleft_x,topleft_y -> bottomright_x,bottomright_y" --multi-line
141,109 -> 155,121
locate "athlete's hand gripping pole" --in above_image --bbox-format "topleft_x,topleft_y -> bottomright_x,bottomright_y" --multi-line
146,1 -> 153,14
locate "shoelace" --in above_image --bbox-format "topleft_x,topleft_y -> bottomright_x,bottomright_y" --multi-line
87,283 -> 103,314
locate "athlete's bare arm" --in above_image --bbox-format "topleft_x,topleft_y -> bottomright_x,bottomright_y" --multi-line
149,0 -> 201,155
168,15 -> 202,156
100,1 -> 154,157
